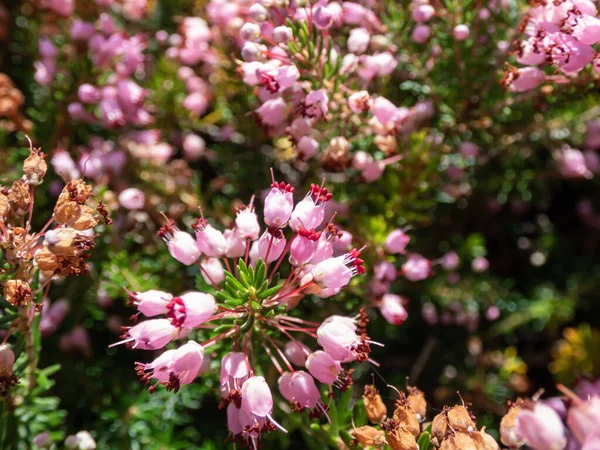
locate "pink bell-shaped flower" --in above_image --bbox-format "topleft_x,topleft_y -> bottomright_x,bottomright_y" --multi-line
235,206 -> 260,241
224,229 -> 246,258
258,229 -> 287,263
317,320 -> 359,362
193,221 -> 227,257
166,292 -> 216,329
241,376 -> 273,418
517,402 -> 567,450
163,228 -> 201,266
284,341 -> 311,366
374,260 -> 396,282
264,182 -> 295,228
401,253 -> 431,281
567,396 -> 600,444
170,340 -> 205,386
380,294 -> 408,325
125,318 -> 179,350
289,371 -> 321,409
130,290 -> 172,317
220,352 -> 252,396
290,228 -> 321,266
385,229 -> 410,253
312,249 -> 365,290
306,350 -> 342,385
200,258 -> 225,286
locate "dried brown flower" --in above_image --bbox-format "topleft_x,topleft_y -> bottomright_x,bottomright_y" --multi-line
351,426 -> 386,448
3,279 -> 33,306
439,432 -> 480,450
321,136 -> 350,172
0,191 -> 9,219
431,405 -> 475,446
407,386 -> 427,422
8,179 -> 30,216
387,424 -> 419,450
45,227 -> 95,257
23,145 -> 47,186
363,385 -> 387,423
392,393 -> 420,437
500,401 -> 525,448
0,344 -> 14,378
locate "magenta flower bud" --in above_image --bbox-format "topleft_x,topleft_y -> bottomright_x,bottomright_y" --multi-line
517,402 -> 567,450
118,188 -> 145,210
348,27 -> 370,54
559,148 -> 593,179
194,223 -> 227,257
33,432 -> 52,448
343,2 -> 369,25
374,260 -> 396,282
567,396 -> 600,444
412,24 -> 431,43
306,351 -> 342,385
402,253 -> 432,281
200,257 -> 225,286
361,161 -> 385,183
34,60 -> 55,86
183,92 -> 208,115
441,251 -> 460,270
167,292 -> 216,329
182,134 -> 205,161
289,371 -> 321,408
453,24 -> 470,41
99,98 -> 125,127
39,38 -> 58,59
131,290 -> 172,317
317,321 -> 359,362
413,4 -> 435,23
167,230 -> 201,265
284,341 -> 310,366
385,229 -> 410,254
352,151 -> 374,170
380,294 -> 408,325
289,117 -> 313,139
304,89 -> 329,119
258,229 -> 287,263
314,6 -> 334,29
117,79 -> 146,109
256,97 -> 288,127
70,19 -> 95,40
290,228 -> 321,266
78,84 -> 101,104
44,0 -> 74,16
485,305 -> 500,321
249,3 -> 268,22
235,208 -> 261,241
241,22 -> 261,41
273,26 -> 292,43
472,257 -> 489,273
241,376 -> 273,417
241,41 -> 263,61
126,318 -> 179,350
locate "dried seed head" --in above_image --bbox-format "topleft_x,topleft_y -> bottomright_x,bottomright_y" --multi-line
0,344 -> 15,377
374,135 -> 397,155
431,405 -> 476,445
70,205 -> 98,231
477,427 -> 500,450
34,247 -> 60,273
44,227 -> 95,257
387,425 -> 419,450
3,279 -> 33,306
363,385 -> 387,423
23,146 -> 47,186
8,179 -> 30,216
0,191 -> 9,219
351,426 -> 386,448
439,432 -> 479,450
321,136 -> 350,172
407,386 -> 427,422
500,402 -> 525,448
392,393 -> 420,437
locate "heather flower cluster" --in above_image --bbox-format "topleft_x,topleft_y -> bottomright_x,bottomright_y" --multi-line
502,0 -> 600,92
235,1 -> 433,178
115,175 -> 375,447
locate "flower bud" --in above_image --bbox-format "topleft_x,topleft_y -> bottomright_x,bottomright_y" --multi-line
385,229 -> 409,253
0,344 -> 15,377
118,188 -> 145,210
273,26 -> 292,43
453,24 -> 470,41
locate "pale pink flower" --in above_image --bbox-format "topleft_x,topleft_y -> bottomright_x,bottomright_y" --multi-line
380,294 -> 408,325
401,253 -> 431,281
517,402 -> 567,450
166,292 -> 216,328
306,351 -> 342,384
385,229 -> 410,254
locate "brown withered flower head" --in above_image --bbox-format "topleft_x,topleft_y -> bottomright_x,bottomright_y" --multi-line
350,426 -> 386,448
499,399 -> 526,448
8,179 -> 30,217
431,404 -> 476,446
392,392 -> 420,437
23,143 -> 47,186
363,384 -> 387,423
407,386 -> 427,422
383,418 -> 418,450
3,279 -> 33,306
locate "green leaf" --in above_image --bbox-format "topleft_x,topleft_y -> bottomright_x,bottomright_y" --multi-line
417,431 -> 433,450
254,259 -> 266,286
